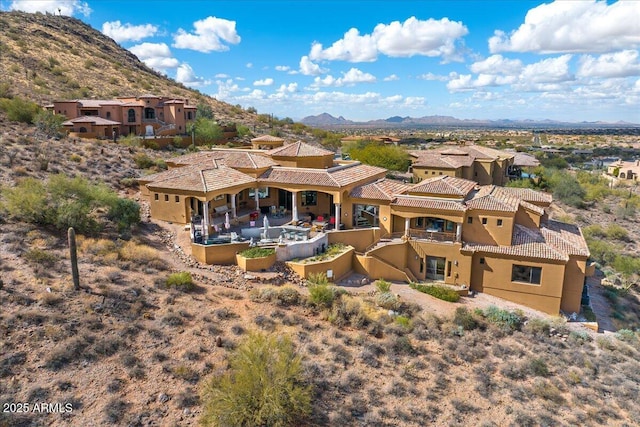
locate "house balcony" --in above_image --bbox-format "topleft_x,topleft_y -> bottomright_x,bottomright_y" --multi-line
408,228 -> 457,243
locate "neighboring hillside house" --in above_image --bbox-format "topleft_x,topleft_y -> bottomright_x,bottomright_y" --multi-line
47,94 -> 197,139
607,159 -> 640,181
140,140 -> 591,315
409,145 -> 515,186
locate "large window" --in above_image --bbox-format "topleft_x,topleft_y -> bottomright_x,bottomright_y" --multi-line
301,191 -> 317,206
249,188 -> 270,199
127,109 -> 136,123
511,265 -> 541,284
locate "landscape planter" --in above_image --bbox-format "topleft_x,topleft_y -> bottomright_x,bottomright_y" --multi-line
236,251 -> 277,272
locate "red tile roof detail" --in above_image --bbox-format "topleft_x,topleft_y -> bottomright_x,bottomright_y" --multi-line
392,195 -> 466,211
170,150 -> 277,169
411,153 -> 475,168
259,163 -> 385,188
251,135 -> 285,142
62,116 -> 121,126
493,186 -> 553,204
268,141 -> 334,157
142,162 -> 255,193
410,176 -> 477,197
466,186 -> 520,212
350,178 -> 411,201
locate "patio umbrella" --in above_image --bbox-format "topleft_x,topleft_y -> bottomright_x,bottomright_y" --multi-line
225,211 -> 231,230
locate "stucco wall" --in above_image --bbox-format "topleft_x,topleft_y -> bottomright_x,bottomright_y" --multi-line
462,212 -> 514,246
561,256 -> 587,314
327,228 -> 381,253
286,246 -> 354,281
191,241 -> 250,265
149,192 -> 190,224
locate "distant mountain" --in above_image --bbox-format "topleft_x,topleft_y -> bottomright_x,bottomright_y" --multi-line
301,113 -> 354,126
300,112 -> 639,129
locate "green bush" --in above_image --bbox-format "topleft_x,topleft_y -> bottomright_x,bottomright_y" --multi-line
166,272 -> 194,292
239,247 -> 275,259
375,279 -> 391,293
201,331 -> 311,427
133,153 -> 155,169
107,198 -> 141,232
308,283 -> 339,309
453,307 -> 478,330
409,282 -> 460,302
0,96 -> 41,123
480,305 -> 524,332
24,248 -> 58,267
376,291 -> 399,310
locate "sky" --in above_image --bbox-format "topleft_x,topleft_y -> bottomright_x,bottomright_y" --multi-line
2,0 -> 640,123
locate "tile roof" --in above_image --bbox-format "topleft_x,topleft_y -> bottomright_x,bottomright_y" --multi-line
142,162 -> 256,193
258,163 -> 386,188
409,176 -> 477,197
350,178 -> 411,201
268,141 -> 334,157
169,150 -> 277,170
411,152 -> 475,168
392,195 -> 466,212
492,186 -> 553,205
62,116 -> 121,126
76,99 -> 121,108
465,186 -> 521,212
513,152 -> 540,167
410,145 -> 514,168
463,221 -> 589,261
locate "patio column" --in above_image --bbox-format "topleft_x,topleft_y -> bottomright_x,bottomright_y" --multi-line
456,223 -> 462,242
292,191 -> 299,222
404,217 -> 410,237
254,188 -> 260,210
231,193 -> 237,218
334,203 -> 341,229
202,201 -> 210,240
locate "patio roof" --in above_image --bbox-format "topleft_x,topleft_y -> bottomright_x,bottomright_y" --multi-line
169,150 -> 278,170
142,161 -> 256,193
409,175 -> 477,197
268,141 -> 334,157
258,162 -> 386,188
392,195 -> 466,212
62,116 -> 121,126
350,178 -> 411,201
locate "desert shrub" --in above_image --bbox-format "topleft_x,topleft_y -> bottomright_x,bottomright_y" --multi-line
104,398 -> 129,424
23,248 -> 58,267
118,241 -> 160,264
308,283 -> 339,309
529,358 -> 550,377
107,198 -> 140,232
0,96 -> 41,123
200,331 -> 311,427
453,307 -> 479,330
479,305 -> 524,332
165,271 -> 194,292
238,247 -> 275,259
523,317 -> 550,337
409,282 -> 460,302
375,279 -> 391,293
376,291 -> 399,310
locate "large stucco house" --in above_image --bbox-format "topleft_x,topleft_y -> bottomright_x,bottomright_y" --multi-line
140,140 -> 592,315
46,94 -> 197,139
607,159 -> 640,181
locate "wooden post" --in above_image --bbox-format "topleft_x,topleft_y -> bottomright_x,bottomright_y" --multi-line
68,227 -> 80,291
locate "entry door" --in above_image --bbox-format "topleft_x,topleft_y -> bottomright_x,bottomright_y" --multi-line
426,256 -> 446,280
278,189 -> 292,210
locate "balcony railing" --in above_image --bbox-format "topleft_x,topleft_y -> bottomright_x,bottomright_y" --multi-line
408,228 -> 456,242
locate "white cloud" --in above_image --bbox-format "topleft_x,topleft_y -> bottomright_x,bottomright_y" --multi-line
309,16 -> 468,63
299,56 -> 327,76
101,20 -> 158,43
253,78 -> 274,86
8,0 -> 90,16
246,62 -> 253,68
277,83 -> 298,93
215,73 -> 230,78
404,97 -> 425,106
173,16 -> 241,53
275,65 -> 291,72
489,1 -> 640,54
520,55 -> 574,84
578,50 -> 640,78
418,72 -> 450,82
176,63 -> 211,87
470,55 -> 522,75
383,74 -> 399,81
128,43 -> 180,71
310,68 -> 376,88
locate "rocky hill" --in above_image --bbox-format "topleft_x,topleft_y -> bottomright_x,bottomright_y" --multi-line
0,11 -> 275,131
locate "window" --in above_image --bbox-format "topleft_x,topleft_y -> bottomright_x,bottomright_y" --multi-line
301,191 -> 317,206
447,261 -> 452,277
432,171 -> 436,175
175,196 -> 180,203
467,217 -> 473,224
497,219 -> 503,226
482,217 -> 487,225
164,195 -> 169,202
154,193 -> 159,201
79,127 -> 87,133
249,188 -> 270,199
479,258 -> 485,265
416,217 -> 424,227
127,109 -> 136,123
106,111 -> 111,119
187,112 -> 193,120
439,172 -> 443,175
512,265 -> 541,284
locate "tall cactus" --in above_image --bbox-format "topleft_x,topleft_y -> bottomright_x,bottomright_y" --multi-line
68,227 -> 80,291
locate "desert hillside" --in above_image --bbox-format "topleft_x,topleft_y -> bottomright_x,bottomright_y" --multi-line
0,114 -> 639,426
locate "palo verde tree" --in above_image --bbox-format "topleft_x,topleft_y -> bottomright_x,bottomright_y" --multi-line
200,331 -> 312,427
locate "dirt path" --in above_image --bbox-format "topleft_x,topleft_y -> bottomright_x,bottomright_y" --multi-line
586,276 -> 617,333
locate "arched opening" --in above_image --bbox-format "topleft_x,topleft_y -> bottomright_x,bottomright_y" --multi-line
127,109 -> 136,123
79,127 -> 87,133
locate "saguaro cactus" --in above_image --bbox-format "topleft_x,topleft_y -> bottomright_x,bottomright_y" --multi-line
68,227 -> 80,291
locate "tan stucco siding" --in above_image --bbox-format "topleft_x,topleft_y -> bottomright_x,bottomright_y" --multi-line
561,257 -> 587,314
462,211 -> 515,246
412,166 -> 459,182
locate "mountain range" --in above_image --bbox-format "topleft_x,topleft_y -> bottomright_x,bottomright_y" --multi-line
301,113 -> 639,129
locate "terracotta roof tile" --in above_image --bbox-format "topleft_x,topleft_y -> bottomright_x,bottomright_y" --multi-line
251,135 -> 284,142
169,150 -> 277,170
268,141 -> 334,157
258,163 -> 385,188
466,186 -> 520,212
142,162 -> 255,193
409,176 -> 477,197
411,153 -> 474,168
392,195 -> 466,212
492,186 -> 553,204
62,116 -> 121,126
541,220 -> 590,257
350,178 -> 411,201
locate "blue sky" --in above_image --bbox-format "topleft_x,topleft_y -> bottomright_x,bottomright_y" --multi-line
3,0 -> 640,123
